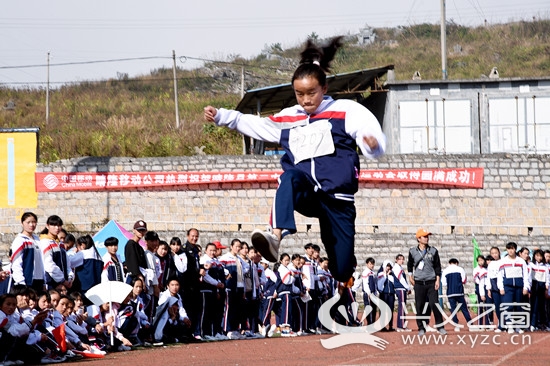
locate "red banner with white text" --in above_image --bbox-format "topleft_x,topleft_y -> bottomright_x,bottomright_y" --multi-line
35,167 -> 483,192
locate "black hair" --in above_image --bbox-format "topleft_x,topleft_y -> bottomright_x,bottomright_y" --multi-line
532,249 -> 544,263
366,257 -> 375,265
395,254 -> 405,260
10,284 -> 31,296
205,242 -> 217,251
230,238 -> 242,247
77,234 -> 94,249
158,240 -> 170,251
304,243 -> 314,250
130,276 -> 144,287
449,258 -> 459,265
144,231 -> 159,241
241,241 -> 249,250
170,237 -> 182,246
40,215 -> 63,235
291,36 -> 344,87
0,293 -> 16,307
279,252 -> 290,262
291,253 -> 302,261
166,276 -> 180,285
35,291 -> 51,311
69,292 -> 83,301
57,294 -> 70,302
506,242 -> 518,250
104,236 -> 119,247
21,211 -> 38,223
312,244 -> 321,252
476,255 -> 486,267
485,255 -> 494,261
517,247 -> 529,255
65,233 -> 76,244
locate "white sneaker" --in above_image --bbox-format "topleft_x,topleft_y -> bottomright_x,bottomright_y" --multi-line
251,229 -> 280,263
507,328 -> 514,334
425,325 -> 436,332
454,326 -> 461,332
227,331 -> 244,340
90,345 -> 106,355
267,324 -> 276,338
517,329 -> 525,334
396,328 -> 412,332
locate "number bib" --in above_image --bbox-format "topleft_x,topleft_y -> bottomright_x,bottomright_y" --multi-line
288,119 -> 335,164
504,266 -> 522,278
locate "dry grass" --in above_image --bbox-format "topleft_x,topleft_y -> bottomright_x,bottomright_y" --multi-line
1,20 -> 549,162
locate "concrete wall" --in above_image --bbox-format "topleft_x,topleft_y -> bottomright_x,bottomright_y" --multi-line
1,153 -> 549,295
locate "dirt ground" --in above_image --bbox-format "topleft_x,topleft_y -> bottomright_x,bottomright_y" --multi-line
65,329 -> 550,366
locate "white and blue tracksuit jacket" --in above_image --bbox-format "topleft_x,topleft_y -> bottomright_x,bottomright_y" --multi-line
214,96 -> 386,201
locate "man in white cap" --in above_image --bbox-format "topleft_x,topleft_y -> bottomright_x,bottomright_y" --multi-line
407,228 -> 446,336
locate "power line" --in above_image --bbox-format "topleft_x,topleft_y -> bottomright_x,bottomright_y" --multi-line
0,54 -> 293,72
0,56 -> 170,70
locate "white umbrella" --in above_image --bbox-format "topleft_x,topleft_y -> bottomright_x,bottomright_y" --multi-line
85,281 -> 133,306
85,281 -> 133,346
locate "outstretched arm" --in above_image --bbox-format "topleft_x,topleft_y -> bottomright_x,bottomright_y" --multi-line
203,105 -> 282,144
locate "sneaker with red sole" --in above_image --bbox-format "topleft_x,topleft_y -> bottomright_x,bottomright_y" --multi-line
251,229 -> 280,263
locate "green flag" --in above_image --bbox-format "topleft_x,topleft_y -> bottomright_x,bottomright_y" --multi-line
472,237 -> 482,269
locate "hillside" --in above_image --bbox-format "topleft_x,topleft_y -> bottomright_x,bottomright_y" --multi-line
1,20 -> 549,163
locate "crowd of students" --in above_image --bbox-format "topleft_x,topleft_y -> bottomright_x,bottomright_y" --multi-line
472,242 -> 550,333
2,212 -> 550,365
0,212 -> 354,365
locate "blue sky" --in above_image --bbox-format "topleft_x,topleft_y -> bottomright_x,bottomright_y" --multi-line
1,0 -> 548,85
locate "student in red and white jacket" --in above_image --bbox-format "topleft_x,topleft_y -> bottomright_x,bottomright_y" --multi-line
497,242 -> 530,333
529,249 -> 549,331
10,212 -> 44,292
361,257 -> 377,325
473,254 -> 490,326
39,215 -> 73,290
393,254 -> 411,331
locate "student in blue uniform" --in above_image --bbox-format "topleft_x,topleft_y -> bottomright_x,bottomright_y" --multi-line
259,261 -> 280,337
39,215 -> 72,291
276,253 -> 296,337
441,258 -> 472,331
529,249 -> 549,331
204,36 -> 386,284
497,242 -> 530,334
393,254 -> 411,331
361,257 -> 377,325
10,212 -> 44,293
377,260 -> 398,331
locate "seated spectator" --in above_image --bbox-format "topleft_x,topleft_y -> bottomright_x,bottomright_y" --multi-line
152,277 -> 191,344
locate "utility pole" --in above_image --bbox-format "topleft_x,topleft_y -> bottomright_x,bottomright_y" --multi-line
172,50 -> 180,128
46,51 -> 50,124
440,0 -> 448,80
